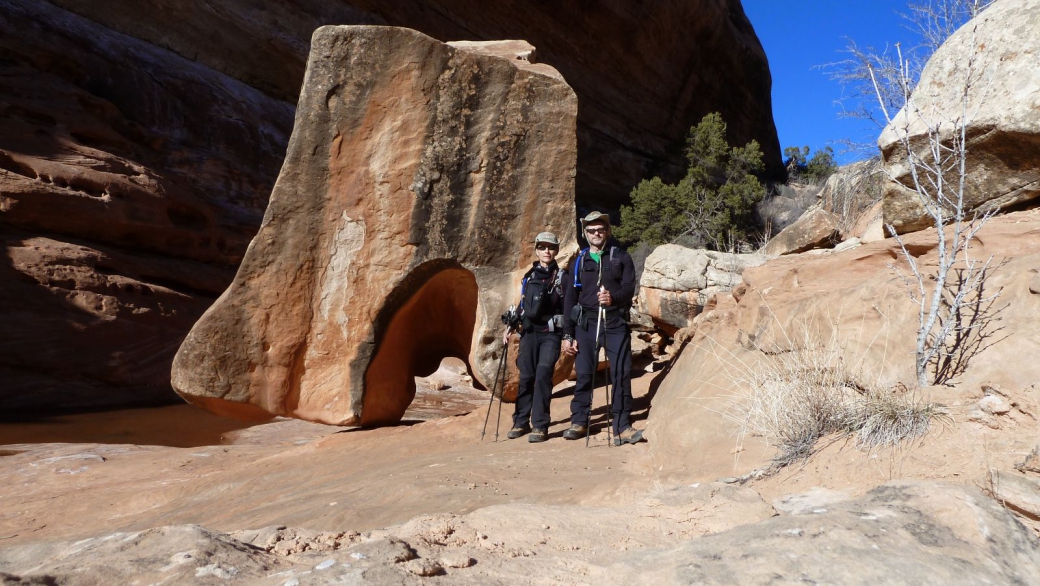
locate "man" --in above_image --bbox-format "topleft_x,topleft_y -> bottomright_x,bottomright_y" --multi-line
503,232 -> 566,443
562,212 -> 644,445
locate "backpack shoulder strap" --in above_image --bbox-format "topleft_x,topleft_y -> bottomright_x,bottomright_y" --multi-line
572,248 -> 588,289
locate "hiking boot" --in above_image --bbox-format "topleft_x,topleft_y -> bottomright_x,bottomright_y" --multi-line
562,424 -> 587,440
528,428 -> 548,443
614,427 -> 644,446
506,424 -> 531,439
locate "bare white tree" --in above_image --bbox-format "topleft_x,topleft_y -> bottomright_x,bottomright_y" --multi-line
825,0 -> 996,154
868,0 -> 1002,387
903,0 -> 996,53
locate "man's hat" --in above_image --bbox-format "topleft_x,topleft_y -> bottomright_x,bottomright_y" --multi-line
581,211 -> 611,230
534,231 -> 559,246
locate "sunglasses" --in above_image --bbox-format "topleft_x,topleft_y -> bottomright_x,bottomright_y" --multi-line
535,244 -> 558,251
584,227 -> 608,235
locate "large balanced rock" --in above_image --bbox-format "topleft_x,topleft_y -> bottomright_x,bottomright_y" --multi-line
637,244 -> 766,333
0,0 -> 292,410
172,26 -> 577,426
879,0 -> 1040,233
47,0 -> 783,210
2,0 -> 779,412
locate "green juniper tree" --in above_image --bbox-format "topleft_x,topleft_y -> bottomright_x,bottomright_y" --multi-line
784,145 -> 837,183
616,113 -> 766,250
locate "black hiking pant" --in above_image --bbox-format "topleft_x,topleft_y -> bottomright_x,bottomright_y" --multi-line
513,330 -> 562,431
570,309 -> 632,435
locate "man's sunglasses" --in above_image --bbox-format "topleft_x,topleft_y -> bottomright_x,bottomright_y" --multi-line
535,244 -> 558,251
584,227 -> 607,235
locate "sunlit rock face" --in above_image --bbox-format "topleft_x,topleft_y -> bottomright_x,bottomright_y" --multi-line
172,26 -> 577,426
879,0 -> 1040,233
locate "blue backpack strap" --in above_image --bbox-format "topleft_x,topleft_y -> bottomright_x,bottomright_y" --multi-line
573,248 -> 588,289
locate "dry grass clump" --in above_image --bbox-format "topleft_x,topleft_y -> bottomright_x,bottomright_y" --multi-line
733,327 -> 947,468
739,337 -> 856,467
847,385 -> 949,451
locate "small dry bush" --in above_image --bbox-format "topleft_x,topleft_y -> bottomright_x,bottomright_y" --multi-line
848,385 -> 950,451
823,157 -> 884,236
731,324 -> 947,468
756,183 -> 821,234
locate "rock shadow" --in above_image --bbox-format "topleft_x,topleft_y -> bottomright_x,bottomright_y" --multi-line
361,260 -> 479,426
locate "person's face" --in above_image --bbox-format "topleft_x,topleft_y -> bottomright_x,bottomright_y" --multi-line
535,242 -> 558,265
584,221 -> 610,248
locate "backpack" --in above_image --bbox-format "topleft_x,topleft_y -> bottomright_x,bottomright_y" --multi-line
521,267 -> 561,322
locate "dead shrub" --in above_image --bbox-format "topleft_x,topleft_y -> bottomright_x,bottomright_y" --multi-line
728,323 -> 947,468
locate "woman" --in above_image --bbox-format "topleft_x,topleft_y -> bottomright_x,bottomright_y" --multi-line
503,232 -> 567,443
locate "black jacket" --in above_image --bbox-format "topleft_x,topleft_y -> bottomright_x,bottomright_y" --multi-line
562,244 -> 635,337
518,260 -> 566,333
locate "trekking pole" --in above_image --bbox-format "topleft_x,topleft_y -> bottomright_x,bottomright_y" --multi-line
480,343 -> 509,441
585,309 -> 602,448
497,347 -> 509,441
586,274 -> 608,447
600,304 -> 613,448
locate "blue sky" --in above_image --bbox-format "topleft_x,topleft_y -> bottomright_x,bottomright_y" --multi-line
743,1 -> 926,164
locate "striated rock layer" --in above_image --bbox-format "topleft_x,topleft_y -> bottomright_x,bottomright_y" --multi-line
880,0 -> 1040,233
48,0 -> 784,210
172,26 -> 577,426
0,0 -> 293,410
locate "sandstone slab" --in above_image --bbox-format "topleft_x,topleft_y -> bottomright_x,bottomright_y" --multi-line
761,206 -> 840,256
172,26 -> 577,426
3,479 -> 1037,585
993,470 -> 1040,520
610,481 -> 1040,585
879,0 -> 1040,233
637,244 -> 766,333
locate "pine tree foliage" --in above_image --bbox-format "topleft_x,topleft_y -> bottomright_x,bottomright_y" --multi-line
616,113 -> 766,250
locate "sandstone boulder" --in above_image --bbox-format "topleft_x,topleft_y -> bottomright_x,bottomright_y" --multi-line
761,206 -> 840,256
879,0 -> 1040,233
637,244 -> 766,333
847,200 -> 886,243
172,26 -> 577,426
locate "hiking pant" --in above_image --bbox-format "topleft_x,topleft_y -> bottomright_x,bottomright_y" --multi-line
513,330 -> 562,430
570,309 -> 633,434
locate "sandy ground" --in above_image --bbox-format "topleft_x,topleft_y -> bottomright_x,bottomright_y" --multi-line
0,367 -> 661,547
